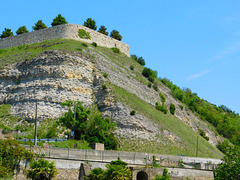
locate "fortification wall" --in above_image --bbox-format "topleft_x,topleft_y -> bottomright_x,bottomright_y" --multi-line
0,24 -> 130,56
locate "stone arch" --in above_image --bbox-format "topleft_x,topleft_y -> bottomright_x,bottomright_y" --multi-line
136,171 -> 148,180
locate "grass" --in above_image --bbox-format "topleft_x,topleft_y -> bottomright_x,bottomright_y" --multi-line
108,83 -> 223,158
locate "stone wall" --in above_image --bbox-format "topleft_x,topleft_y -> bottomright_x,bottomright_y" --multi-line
0,24 -> 130,56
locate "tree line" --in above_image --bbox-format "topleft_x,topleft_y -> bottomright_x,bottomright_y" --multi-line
0,14 -> 122,41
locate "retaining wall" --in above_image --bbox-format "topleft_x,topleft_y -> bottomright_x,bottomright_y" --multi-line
0,24 -> 130,56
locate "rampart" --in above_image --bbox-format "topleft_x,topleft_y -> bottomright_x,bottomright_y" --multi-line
0,24 -> 130,56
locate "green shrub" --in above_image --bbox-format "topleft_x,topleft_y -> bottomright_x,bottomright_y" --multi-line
170,103 -> 176,115
110,30 -> 122,41
16,26 -> 29,35
130,65 -> 134,70
155,102 -> 167,114
83,18 -> 97,30
130,110 -> 136,116
199,129 -> 209,141
98,25 -> 108,36
103,72 -> 108,78
102,84 -> 107,89
2,127 -> 11,134
78,29 -> 91,39
0,28 -> 13,38
26,159 -> 57,180
153,85 -> 158,91
111,47 -> 120,54
179,105 -> 183,110
216,140 -> 231,154
130,55 -> 146,66
159,93 -> 166,104
148,82 -> 152,88
91,42 -> 97,47
32,20 -> 47,30
142,67 -> 157,82
81,43 -> 88,47
51,14 -> 68,26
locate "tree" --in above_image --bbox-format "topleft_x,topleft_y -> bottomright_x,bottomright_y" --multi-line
16,26 -> 29,35
170,103 -> 176,115
84,18 -> 97,30
26,159 -> 57,180
98,26 -> 108,35
32,20 -> 47,31
0,140 -> 34,177
110,30 -> 122,41
51,14 -> 68,26
214,146 -> 240,179
0,28 -> 13,38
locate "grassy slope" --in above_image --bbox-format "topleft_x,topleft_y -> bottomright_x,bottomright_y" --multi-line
0,39 -> 223,158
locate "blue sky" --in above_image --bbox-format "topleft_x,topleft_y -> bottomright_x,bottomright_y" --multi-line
1,0 -> 240,113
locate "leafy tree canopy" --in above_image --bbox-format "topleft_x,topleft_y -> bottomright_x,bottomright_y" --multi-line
32,20 -> 47,31
98,25 -> 108,36
26,159 -> 57,180
0,28 -> 13,38
51,14 -> 68,26
84,18 -> 97,30
0,139 -> 34,177
110,30 -> 122,41
16,26 -> 29,35
131,55 -> 146,66
214,146 -> 240,179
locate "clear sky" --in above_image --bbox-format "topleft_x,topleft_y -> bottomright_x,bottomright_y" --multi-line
1,0 -> 240,113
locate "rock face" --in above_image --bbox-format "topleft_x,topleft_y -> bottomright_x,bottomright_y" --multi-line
0,49 -> 218,145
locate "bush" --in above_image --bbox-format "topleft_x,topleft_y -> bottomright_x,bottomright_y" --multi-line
84,18 -> 97,30
130,55 -> 146,66
155,103 -> 167,114
102,84 -> 107,89
33,20 -> 47,30
26,159 -> 57,180
130,65 -> 134,70
153,85 -> 158,91
16,26 -> 29,35
98,25 -> 108,36
142,67 -> 157,82
0,28 -> 13,38
111,47 -> 120,54
51,14 -> 68,26
199,129 -> 209,141
91,42 -> 97,47
110,30 -> 122,41
2,127 -> 11,134
130,110 -> 136,116
179,105 -> 183,110
148,82 -> 152,88
78,29 -> 91,39
103,72 -> 108,78
81,43 -> 88,47
216,140 -> 231,154
170,103 -> 176,115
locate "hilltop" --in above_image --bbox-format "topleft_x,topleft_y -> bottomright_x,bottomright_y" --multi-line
0,38 -> 226,158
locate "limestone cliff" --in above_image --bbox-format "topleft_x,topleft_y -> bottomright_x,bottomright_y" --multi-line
0,42 -> 223,157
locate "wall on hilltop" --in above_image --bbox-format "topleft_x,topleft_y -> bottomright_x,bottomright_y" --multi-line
0,24 -> 130,56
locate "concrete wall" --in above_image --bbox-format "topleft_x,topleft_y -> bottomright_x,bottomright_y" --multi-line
0,24 -> 130,56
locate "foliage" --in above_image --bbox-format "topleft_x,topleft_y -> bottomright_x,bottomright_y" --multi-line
33,20 -> 47,30
59,101 -> 117,150
130,65 -> 134,70
102,84 -> 107,90
216,140 -> 232,154
148,82 -> 152,88
0,28 -> 13,38
170,103 -> 176,115
159,93 -> 166,104
87,158 -> 131,180
198,129 -> 209,141
155,102 -> 167,114
78,29 -> 91,39
110,30 -> 122,41
142,67 -> 157,82
98,25 -> 108,36
103,72 -> 108,78
161,78 -> 240,146
91,42 -> 97,47
152,168 -> 170,180
81,43 -> 88,47
51,14 -> 68,26
0,139 -> 34,177
131,54 -> 146,66
16,26 -> 29,35
84,18 -> 97,30
130,110 -> 136,116
26,159 -> 57,180
111,47 -> 120,54
214,146 -> 240,180
152,156 -> 161,167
